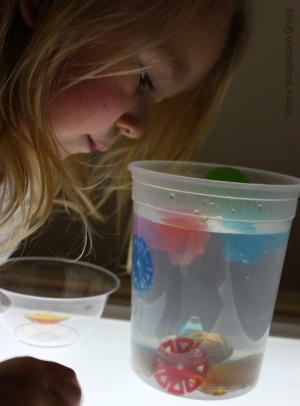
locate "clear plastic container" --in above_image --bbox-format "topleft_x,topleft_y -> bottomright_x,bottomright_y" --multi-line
0,257 -> 120,347
128,161 -> 300,400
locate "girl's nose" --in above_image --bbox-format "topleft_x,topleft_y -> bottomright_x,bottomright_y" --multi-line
115,103 -> 151,139
115,113 -> 146,139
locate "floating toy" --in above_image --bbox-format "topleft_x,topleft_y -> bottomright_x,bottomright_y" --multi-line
132,234 -> 153,292
183,331 -> 233,364
220,231 -> 289,263
156,215 -> 209,265
25,313 -> 69,325
220,221 -> 256,233
153,336 -> 209,395
204,166 -> 250,183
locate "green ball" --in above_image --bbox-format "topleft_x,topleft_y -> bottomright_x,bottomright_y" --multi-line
204,166 -> 250,183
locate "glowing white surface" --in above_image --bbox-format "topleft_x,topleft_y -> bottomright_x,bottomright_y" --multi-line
0,318 -> 299,405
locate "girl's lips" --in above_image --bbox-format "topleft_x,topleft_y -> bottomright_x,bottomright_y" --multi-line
87,135 -> 96,151
87,135 -> 109,152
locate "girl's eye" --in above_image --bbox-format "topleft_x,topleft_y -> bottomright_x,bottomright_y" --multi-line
138,71 -> 154,90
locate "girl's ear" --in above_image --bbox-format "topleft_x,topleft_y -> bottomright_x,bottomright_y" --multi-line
18,0 -> 36,27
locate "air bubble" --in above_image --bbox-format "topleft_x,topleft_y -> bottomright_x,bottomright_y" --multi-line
169,192 -> 175,199
258,204 -> 263,210
231,208 -> 236,214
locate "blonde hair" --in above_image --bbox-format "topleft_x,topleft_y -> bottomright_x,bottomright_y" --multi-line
0,0 -> 252,262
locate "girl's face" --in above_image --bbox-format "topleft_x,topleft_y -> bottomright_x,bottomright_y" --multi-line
48,18 -> 230,158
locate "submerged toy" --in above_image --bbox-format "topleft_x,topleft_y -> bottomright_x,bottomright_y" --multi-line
178,316 -> 204,336
153,336 -> 209,395
132,234 -> 153,292
184,331 -> 233,364
153,331 -> 262,397
198,353 -> 264,396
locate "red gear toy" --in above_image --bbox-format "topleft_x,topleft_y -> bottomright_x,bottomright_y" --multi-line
153,337 -> 209,395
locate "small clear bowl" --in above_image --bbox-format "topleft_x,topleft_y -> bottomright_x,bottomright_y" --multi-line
0,257 -> 120,347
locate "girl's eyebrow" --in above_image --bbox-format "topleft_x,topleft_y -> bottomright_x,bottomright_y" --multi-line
172,56 -> 187,78
162,45 -> 187,80
162,58 -> 184,84
142,46 -> 184,82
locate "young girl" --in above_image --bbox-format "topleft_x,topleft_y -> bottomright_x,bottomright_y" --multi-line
0,0 -> 251,404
